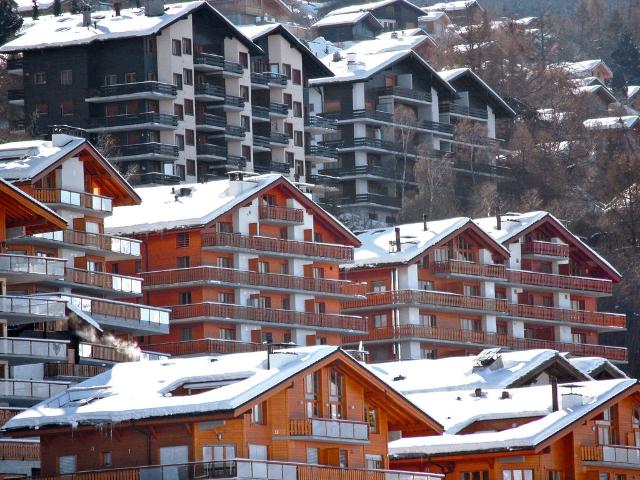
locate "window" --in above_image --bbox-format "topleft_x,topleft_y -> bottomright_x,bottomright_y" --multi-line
461,318 -> 480,331
454,236 -> 474,262
186,129 -> 195,146
292,69 -> 301,85
202,445 -> 236,462
572,332 -> 586,344
183,68 -> 193,86
294,131 -> 303,147
58,455 -> 76,474
172,39 -> 182,56
125,72 -> 136,83
293,101 -> 302,117
306,447 -> 319,465
251,402 -> 265,424
314,302 -> 325,314
60,100 -> 73,116
178,292 -> 192,305
176,232 -> 190,248
284,122 -> 293,139
219,292 -> 234,304
182,38 -> 192,55
419,314 -> 435,327
177,256 -> 190,268
373,314 -> 387,328
365,455 -> 382,470
219,328 -> 235,340
147,71 -> 157,81
34,71 -> 46,84
180,327 -> 192,341
135,261 -> 142,273
175,134 -> 185,151
111,263 -> 120,274
146,37 -> 156,53
174,103 -> 184,120
174,73 -> 183,90
312,267 -> 324,279
339,449 -> 348,468
102,451 -> 112,466
241,115 -> 250,132
328,368 -> 344,419
242,145 -> 251,161
418,280 -> 434,291
462,472 -> 489,480
283,63 -> 292,79
239,52 -> 248,68
547,472 -> 561,480
60,69 -> 72,85
502,470 -> 533,480
314,232 -> 323,242
217,257 -> 232,268
305,371 -> 319,417
370,280 -> 386,293
186,159 -> 195,176
284,93 -> 293,108
286,151 -> 294,166
104,73 -> 117,86
35,102 -> 48,115
184,99 -> 194,115
571,299 -> 586,310
598,406 -> 617,445
261,331 -> 273,344
366,405 -> 378,433
217,222 -> 233,233
463,284 -> 480,297
258,261 -> 269,273
421,348 -> 436,359
240,85 -> 250,101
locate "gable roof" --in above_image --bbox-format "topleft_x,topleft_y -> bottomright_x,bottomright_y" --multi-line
627,85 -> 640,100
550,59 -> 613,80
583,115 -> 640,131
568,356 -> 628,380
438,67 -> 516,117
423,0 -> 482,13
313,11 -> 383,29
0,1 -> 260,54
0,134 -> 140,207
345,217 -> 509,269
2,346 -> 441,434
325,0 -> 426,18
473,211 -> 622,281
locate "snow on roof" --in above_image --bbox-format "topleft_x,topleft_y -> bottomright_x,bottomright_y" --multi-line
389,378 -> 636,456
236,23 -> 281,39
568,357 -> 628,379
313,11 -> 379,27
16,0 -> 52,13
419,10 -> 450,21
0,134 -> 86,182
1,1 -> 256,54
105,174 -> 282,235
369,349 -> 574,395
583,115 -> 640,130
536,108 -> 572,122
338,31 -> 435,56
423,0 -> 480,13
325,0 -> 422,17
627,86 -> 640,100
3,346 -> 340,430
307,36 -> 341,58
551,59 -> 612,79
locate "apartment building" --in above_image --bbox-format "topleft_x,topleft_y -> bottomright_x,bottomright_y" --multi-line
0,134 -> 170,411
340,211 -> 626,363
104,173 -> 366,357
1,346 -> 443,480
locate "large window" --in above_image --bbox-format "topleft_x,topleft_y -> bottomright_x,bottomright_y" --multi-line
502,470 -> 533,480
172,39 -> 182,56
462,472 -> 489,480
328,368 -> 344,419
366,405 -> 378,433
304,371 -> 319,417
60,69 -> 72,85
251,402 -> 265,424
58,456 -> 77,474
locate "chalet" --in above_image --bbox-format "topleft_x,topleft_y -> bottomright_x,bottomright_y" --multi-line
583,115 -> 640,133
550,59 -> 614,83
422,0 -> 484,25
1,345 -> 444,479
626,85 -> 640,110
418,11 -> 451,39
313,12 -> 384,43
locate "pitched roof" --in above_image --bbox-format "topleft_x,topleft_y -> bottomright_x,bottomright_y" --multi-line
550,59 -> 613,79
568,356 -> 628,379
583,115 -> 640,130
0,1 -> 259,54
418,10 -> 450,22
423,0 -> 482,13
313,11 -> 383,28
325,0 -> 425,18
627,85 -> 640,100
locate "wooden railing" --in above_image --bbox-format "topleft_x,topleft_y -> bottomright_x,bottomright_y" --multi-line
65,268 -> 142,295
201,232 -> 354,262
507,304 -> 625,328
0,337 -> 68,359
78,343 -> 167,363
432,260 -> 507,279
170,302 -> 367,332
0,407 -> 24,424
45,363 -> 109,378
288,418 -> 313,436
32,188 -> 113,213
32,230 -> 141,256
144,338 -> 266,357
344,325 -> 627,362
282,418 -> 369,441
0,441 -> 39,460
581,444 -> 640,464
259,205 -> 304,223
141,266 -> 366,297
0,253 -> 66,277
521,241 -> 570,257
342,290 -> 508,313
506,270 -> 613,294
63,294 -> 170,327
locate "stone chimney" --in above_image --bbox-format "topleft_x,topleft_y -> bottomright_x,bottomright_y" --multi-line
145,0 -> 164,17
81,4 -> 92,27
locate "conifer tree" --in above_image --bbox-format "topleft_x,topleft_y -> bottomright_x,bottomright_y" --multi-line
611,32 -> 640,85
0,0 -> 23,44
53,0 -> 61,15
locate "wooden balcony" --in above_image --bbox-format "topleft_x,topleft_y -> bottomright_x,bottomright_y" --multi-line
342,290 -> 508,314
201,232 -> 354,263
259,205 -> 304,224
506,304 -> 625,329
0,253 -> 66,283
0,407 -> 23,424
432,260 -> 507,279
44,363 -> 109,379
141,266 -> 366,298
78,343 -> 167,364
23,459 -> 443,480
0,337 -> 68,362
282,418 -> 369,442
64,268 -> 142,297
144,338 -> 266,357
0,440 -> 39,461
505,270 -> 613,296
170,302 -> 367,333
581,445 -> 640,465
344,325 -> 627,362
521,241 -> 569,258
32,188 -> 113,214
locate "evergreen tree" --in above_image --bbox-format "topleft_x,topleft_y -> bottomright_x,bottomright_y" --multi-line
0,0 -> 23,44
611,32 -> 640,85
53,0 -> 61,15
70,0 -> 78,12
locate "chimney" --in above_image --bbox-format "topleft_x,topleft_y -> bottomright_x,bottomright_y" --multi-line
423,213 -> 427,231
551,376 -> 559,412
144,0 -> 164,16
81,4 -> 92,27
332,52 -> 342,62
346,52 -> 357,64
501,391 -> 510,399
391,31 -> 398,38
395,227 -> 401,252
561,392 -> 584,410
495,206 -> 502,230
474,388 -> 482,398
114,1 -> 121,15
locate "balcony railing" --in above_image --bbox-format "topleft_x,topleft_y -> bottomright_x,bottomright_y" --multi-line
78,342 -> 167,363
253,135 -> 271,149
226,125 -> 246,138
0,295 -> 67,318
45,363 -> 109,379
505,270 -> 613,294
224,60 -> 243,75
342,290 -> 508,313
223,95 -> 245,109
263,72 -> 288,85
521,241 -> 570,258
259,205 -> 304,223
89,112 -> 178,129
32,188 -> 113,213
89,81 -> 176,99
283,418 -> 369,441
506,304 -> 625,329
321,166 -> 415,182
201,232 -> 354,262
141,266 -> 366,297
305,145 -> 338,160
252,105 -> 270,119
0,379 -> 69,400
270,132 -> 290,144
0,337 -> 68,360
65,268 -> 142,295
7,89 -> 24,102
270,102 -> 289,116
31,229 -> 141,257
432,260 -> 507,279
345,325 -> 627,361
194,52 -> 224,69
196,113 -> 226,129
113,142 -> 179,159
305,116 -> 338,130
171,302 -> 367,332
581,445 -> 640,465
0,441 -> 39,461
0,407 -> 23,424
23,459 -> 443,480
62,294 -> 170,328
128,172 -> 180,185
6,58 -> 24,71
378,86 -> 432,103
197,144 -> 226,158
337,194 -> 403,208
144,338 -> 266,357
0,253 -> 66,277
441,103 -> 488,119
250,72 -> 269,85
195,83 -> 225,98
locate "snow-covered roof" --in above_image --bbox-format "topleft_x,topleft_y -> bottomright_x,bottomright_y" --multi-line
389,378 -> 636,456
2,346 -> 341,430
423,0 -> 481,13
583,115 -> 640,130
307,36 -> 341,58
325,0 -> 424,17
568,356 -> 628,379
418,10 -> 450,22
550,59 -> 613,79
536,108 -> 572,122
627,86 -> 640,100
336,31 -> 436,56
369,349 -> 586,395
313,11 -> 381,27
1,1 -> 257,54
377,28 -> 426,38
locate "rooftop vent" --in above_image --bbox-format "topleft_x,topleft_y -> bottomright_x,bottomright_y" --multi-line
346,52 -> 357,64
474,388 -> 482,398
332,52 -> 342,62
501,391 -> 510,399
393,375 -> 406,381
391,31 -> 398,38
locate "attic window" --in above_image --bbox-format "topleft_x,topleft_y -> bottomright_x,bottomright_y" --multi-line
167,376 -> 250,397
